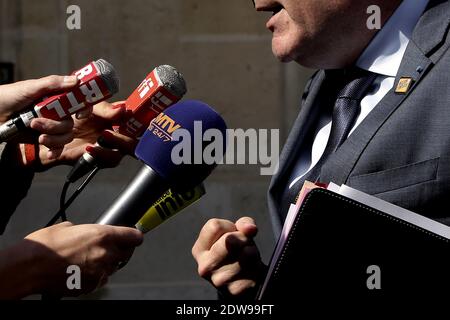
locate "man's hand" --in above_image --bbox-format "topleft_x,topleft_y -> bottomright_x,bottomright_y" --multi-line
0,75 -> 81,155
192,217 -> 267,297
17,222 -> 144,297
37,101 -> 137,170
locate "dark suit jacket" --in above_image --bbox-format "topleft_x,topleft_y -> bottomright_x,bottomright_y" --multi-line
268,0 -> 450,236
0,143 -> 34,234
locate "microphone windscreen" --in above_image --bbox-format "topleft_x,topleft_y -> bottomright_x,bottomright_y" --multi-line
95,59 -> 120,95
156,65 -> 187,98
135,100 -> 227,189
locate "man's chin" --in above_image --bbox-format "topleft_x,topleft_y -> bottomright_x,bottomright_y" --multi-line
273,45 -> 319,68
272,45 -> 294,63
271,37 -> 315,66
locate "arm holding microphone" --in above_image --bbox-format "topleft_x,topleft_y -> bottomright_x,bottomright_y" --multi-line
0,82 -> 143,299
0,222 -> 143,299
0,74 -> 88,230
44,65 -> 187,225
0,75 -> 81,161
37,101 -> 137,171
0,58 -> 132,171
67,65 -> 187,183
0,60 -> 146,299
0,81 -> 134,231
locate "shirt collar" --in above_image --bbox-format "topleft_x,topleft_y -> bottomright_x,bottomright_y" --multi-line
356,0 -> 430,77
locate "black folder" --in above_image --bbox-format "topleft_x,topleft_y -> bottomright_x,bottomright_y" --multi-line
259,188 -> 450,300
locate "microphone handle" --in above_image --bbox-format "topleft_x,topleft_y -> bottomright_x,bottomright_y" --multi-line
95,165 -> 168,227
66,136 -> 112,183
0,110 -> 37,143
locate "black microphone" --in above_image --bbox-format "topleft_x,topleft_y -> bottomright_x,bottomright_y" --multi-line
95,100 -> 227,227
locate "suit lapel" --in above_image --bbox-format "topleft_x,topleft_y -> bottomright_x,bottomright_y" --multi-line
267,70 -> 326,234
319,43 -> 433,184
410,0 -> 450,60
320,0 -> 450,185
270,71 -> 325,187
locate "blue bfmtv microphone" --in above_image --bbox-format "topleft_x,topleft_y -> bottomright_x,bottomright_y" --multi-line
95,100 -> 227,227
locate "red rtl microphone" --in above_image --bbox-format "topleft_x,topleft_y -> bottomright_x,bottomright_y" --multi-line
0,59 -> 120,143
67,65 -> 187,182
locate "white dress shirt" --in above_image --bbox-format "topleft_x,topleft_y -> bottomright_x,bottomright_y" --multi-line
287,0 -> 430,189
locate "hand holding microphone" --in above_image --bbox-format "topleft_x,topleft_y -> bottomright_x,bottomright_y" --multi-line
68,65 -> 187,182
39,101 -> 133,170
0,59 -> 120,163
44,65 -> 186,226
0,59 -> 119,144
0,222 -> 143,299
0,75 -> 80,160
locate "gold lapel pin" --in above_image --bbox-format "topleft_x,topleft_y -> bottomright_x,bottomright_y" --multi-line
395,77 -> 414,94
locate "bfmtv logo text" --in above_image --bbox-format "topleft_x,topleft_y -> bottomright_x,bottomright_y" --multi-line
149,112 -> 182,142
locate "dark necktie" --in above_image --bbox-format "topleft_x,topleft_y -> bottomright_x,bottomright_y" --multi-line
280,68 -> 377,220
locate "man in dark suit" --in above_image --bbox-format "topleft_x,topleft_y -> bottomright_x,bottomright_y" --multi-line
192,0 -> 450,297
